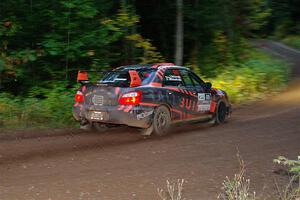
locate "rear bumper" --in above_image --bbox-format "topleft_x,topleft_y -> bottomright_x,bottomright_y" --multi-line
73,104 -> 155,128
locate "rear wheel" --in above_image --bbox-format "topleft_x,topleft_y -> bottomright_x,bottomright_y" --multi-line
152,106 -> 171,136
140,106 -> 171,136
80,119 -> 93,131
80,123 -> 93,131
92,122 -> 108,132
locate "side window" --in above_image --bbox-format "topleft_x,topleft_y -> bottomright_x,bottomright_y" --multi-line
163,69 -> 184,87
189,72 -> 205,86
180,70 -> 194,87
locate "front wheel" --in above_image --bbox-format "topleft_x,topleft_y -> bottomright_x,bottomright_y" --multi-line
211,101 -> 227,125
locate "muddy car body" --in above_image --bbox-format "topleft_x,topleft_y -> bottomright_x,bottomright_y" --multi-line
73,63 -> 231,135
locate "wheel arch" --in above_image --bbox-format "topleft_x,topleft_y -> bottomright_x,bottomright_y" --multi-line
155,103 -> 173,118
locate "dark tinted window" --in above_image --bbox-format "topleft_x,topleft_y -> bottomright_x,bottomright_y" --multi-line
180,70 -> 194,87
189,72 -> 205,86
163,69 -> 184,87
100,69 -> 155,87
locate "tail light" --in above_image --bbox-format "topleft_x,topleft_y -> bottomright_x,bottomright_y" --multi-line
119,91 -> 142,105
75,92 -> 84,103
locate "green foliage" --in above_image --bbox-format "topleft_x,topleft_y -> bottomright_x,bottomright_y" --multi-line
247,0 -> 272,31
218,154 -> 256,200
219,175 -> 256,200
274,156 -> 300,174
0,0 -> 166,93
42,1 -> 140,74
0,82 -> 76,129
270,0 -> 300,38
274,156 -> 300,200
210,49 -> 289,104
125,34 -> 165,64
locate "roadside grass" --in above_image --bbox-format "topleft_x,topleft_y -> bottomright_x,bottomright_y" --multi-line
0,48 -> 290,130
0,83 -> 77,130
282,36 -> 300,51
157,156 -> 300,200
210,49 -> 290,104
274,156 -> 300,200
218,155 -> 256,200
157,179 -> 185,200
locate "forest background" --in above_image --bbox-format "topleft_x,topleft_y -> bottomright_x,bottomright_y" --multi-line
0,0 -> 299,128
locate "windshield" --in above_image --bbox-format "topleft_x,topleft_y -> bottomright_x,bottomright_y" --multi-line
99,68 -> 156,87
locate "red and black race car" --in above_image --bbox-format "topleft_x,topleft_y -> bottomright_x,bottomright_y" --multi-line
73,63 -> 231,136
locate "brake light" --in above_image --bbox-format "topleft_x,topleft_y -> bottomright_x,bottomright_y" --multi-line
75,92 -> 84,103
119,91 -> 142,105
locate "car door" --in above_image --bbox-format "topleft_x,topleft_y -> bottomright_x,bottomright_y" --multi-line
178,69 -> 199,119
162,69 -> 188,120
188,71 -> 213,115
162,68 -> 184,103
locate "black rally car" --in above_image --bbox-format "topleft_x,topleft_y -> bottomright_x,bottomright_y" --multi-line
73,63 -> 231,136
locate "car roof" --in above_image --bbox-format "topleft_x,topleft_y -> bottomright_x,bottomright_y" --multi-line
116,64 -> 153,70
116,63 -> 190,71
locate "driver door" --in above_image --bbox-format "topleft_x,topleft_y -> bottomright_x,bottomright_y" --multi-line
188,71 -> 213,115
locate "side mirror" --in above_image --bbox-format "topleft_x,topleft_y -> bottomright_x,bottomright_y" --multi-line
205,82 -> 212,88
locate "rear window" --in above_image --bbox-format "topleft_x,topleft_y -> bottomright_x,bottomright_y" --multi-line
99,69 -> 156,87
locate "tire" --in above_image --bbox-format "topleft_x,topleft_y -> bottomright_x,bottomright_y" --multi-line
151,105 -> 171,136
80,122 -> 93,131
92,122 -> 108,132
212,101 -> 227,125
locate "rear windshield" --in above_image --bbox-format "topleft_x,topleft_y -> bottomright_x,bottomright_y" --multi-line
99,68 -> 156,87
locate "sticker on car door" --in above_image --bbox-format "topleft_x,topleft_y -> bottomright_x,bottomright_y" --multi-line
197,93 -> 211,112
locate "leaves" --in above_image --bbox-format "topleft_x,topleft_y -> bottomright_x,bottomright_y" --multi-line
274,156 -> 300,174
125,34 -> 165,64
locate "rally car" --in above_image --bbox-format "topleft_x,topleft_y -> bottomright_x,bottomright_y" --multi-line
73,63 -> 231,136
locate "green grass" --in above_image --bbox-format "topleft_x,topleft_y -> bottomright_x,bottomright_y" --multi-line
0,83 -> 77,129
210,49 -> 290,104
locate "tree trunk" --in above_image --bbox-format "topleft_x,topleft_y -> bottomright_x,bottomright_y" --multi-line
175,0 -> 183,65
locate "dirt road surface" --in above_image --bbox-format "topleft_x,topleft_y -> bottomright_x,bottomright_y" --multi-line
0,40 -> 299,200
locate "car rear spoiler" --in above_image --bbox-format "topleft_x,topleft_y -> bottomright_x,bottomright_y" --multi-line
128,70 -> 142,87
77,70 -> 142,87
77,71 -> 89,82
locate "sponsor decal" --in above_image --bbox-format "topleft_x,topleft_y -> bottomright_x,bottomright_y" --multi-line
205,94 -> 211,100
157,66 -> 168,70
92,95 -> 104,105
198,93 -> 205,101
198,104 -> 211,112
216,89 -> 224,96
165,75 -> 182,81
137,110 -> 154,120
197,93 -> 212,112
